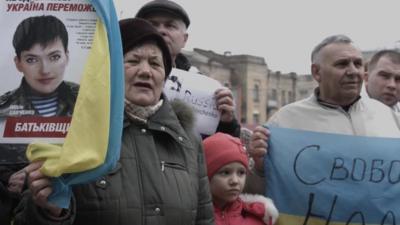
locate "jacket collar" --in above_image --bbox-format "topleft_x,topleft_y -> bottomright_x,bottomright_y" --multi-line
11,78 -> 77,115
19,78 -> 76,102
213,198 -> 242,215
214,195 -> 279,225
314,87 -> 361,111
123,95 -> 195,146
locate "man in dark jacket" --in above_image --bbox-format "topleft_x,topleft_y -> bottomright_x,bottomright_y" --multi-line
136,0 -> 241,138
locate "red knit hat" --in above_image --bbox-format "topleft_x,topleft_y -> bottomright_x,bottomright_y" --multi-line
203,132 -> 248,179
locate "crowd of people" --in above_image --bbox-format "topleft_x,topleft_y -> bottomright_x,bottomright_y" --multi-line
1,0 -> 400,225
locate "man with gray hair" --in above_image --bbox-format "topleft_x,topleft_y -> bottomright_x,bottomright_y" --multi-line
244,34 -> 400,194
363,49 -> 400,112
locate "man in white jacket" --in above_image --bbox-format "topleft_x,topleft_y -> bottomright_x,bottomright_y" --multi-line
244,35 -> 400,194
364,49 -> 400,112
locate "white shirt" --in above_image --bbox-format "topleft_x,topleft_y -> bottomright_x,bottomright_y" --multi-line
361,84 -> 400,112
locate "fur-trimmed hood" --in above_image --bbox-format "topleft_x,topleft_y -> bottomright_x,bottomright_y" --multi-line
240,194 -> 279,225
170,98 -> 196,133
213,193 -> 279,225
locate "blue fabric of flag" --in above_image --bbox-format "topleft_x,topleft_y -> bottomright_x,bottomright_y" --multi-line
47,0 -> 124,208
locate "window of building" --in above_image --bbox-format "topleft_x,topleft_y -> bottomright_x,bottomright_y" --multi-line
253,84 -> 260,102
288,91 -> 294,102
299,89 -> 307,95
253,113 -> 260,124
270,89 -> 277,101
299,89 -> 309,99
281,90 -> 286,106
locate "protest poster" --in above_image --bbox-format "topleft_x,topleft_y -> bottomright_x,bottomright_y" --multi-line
0,0 -> 124,208
164,68 -> 222,136
265,126 -> 400,225
0,0 -> 97,164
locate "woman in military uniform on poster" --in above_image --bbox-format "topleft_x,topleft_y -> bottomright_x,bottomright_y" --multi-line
0,15 -> 78,225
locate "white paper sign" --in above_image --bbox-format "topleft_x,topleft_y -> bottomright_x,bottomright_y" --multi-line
164,68 -> 222,136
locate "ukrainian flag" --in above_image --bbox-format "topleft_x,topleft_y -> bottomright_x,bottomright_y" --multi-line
26,0 -> 124,208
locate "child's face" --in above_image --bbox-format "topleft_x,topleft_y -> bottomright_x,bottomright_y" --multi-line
210,162 -> 246,208
14,38 -> 68,95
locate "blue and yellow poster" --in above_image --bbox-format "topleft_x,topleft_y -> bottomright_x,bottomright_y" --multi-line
266,127 -> 400,225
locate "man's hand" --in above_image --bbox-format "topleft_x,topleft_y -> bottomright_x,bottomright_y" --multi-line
215,87 -> 235,123
25,161 -> 63,217
8,168 -> 27,193
248,126 -> 270,172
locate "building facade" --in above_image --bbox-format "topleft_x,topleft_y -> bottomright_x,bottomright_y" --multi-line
184,48 -> 317,128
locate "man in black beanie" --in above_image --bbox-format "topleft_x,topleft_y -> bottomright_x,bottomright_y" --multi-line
136,0 -> 241,138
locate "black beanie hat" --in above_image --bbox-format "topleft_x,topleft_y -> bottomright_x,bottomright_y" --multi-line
119,18 -> 172,79
136,0 -> 190,28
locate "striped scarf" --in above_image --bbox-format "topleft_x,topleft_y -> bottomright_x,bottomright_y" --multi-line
124,99 -> 163,124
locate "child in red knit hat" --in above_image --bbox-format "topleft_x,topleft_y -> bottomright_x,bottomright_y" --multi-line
203,132 -> 279,225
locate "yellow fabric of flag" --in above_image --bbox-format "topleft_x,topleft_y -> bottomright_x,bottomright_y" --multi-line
26,19 -> 110,177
